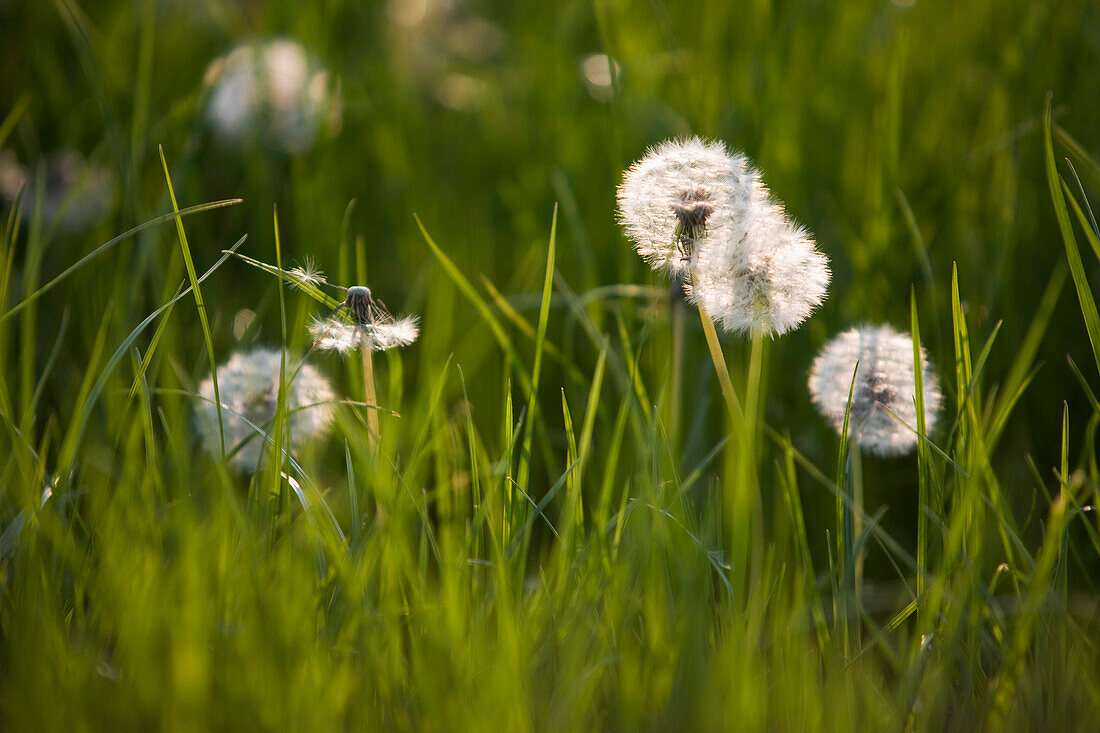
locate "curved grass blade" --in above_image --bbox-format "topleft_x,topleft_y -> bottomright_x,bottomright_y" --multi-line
1,198 -> 242,322
159,146 -> 224,454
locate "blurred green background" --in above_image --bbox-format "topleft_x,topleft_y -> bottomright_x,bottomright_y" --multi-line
1,0 -> 1099,728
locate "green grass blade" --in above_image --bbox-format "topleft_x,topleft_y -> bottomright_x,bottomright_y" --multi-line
158,146 -> 224,455
414,214 -> 532,394
1,199 -> 241,322
1044,97 -> 1100,379
0,94 -> 30,150
911,288 -> 933,604
516,204 -> 557,495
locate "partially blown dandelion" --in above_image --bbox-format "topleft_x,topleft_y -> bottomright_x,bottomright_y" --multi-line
808,325 -> 941,456
309,286 -> 420,354
617,136 -> 830,336
308,285 -> 419,450
195,348 -> 334,473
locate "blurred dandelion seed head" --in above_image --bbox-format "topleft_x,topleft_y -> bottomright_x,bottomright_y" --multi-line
808,325 -> 941,456
195,348 -> 334,473
0,148 -> 114,231
203,39 -> 342,153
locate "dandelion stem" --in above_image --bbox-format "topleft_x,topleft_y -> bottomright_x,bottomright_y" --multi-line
361,348 -> 379,450
699,310 -> 744,422
841,447 -> 855,653
669,280 -> 686,456
744,329 -> 767,591
700,309 -> 760,600
852,444 -> 864,604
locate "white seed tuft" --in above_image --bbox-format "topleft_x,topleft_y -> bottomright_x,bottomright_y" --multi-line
617,137 -> 756,277
195,348 -> 334,473
808,325 -> 941,456
310,286 -> 420,354
617,137 -> 829,336
289,258 -> 327,288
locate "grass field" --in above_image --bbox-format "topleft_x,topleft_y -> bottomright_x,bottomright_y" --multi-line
2,0 -> 1099,729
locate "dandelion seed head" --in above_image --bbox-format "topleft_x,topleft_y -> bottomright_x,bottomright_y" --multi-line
808,325 -> 941,456
343,286 -> 376,326
690,208 -> 830,336
0,148 -> 113,231
310,286 -> 420,354
204,39 -> 342,153
617,137 -> 756,276
618,137 -> 829,336
195,348 -> 334,473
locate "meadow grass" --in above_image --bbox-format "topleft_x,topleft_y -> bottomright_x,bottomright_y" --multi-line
1,1 -> 1099,729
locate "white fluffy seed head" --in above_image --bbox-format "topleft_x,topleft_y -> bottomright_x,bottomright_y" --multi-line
195,348 -> 334,473
617,137 -> 757,277
361,315 -> 420,351
808,325 -> 941,456
689,202 -> 830,336
203,39 -> 342,153
618,137 -> 830,336
289,258 -> 327,288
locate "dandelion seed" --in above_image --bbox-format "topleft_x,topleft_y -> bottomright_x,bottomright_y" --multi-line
617,137 -> 829,336
194,348 -> 334,473
808,325 -> 941,456
289,258 -> 327,288
203,39 -> 342,153
310,286 -> 420,354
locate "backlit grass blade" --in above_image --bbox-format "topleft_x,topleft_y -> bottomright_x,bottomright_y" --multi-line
0,94 -> 29,150
415,214 -> 532,394
159,146 -> 224,455
911,288 -> 933,605
55,238 -> 244,484
223,249 -> 343,309
516,204 -> 557,496
987,403 -> 1072,728
1,200 -> 241,322
1044,96 -> 1100,379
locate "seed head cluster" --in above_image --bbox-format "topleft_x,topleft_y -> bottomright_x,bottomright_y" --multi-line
195,348 -> 335,473
309,286 -> 420,355
808,325 -> 941,456
617,137 -> 830,336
